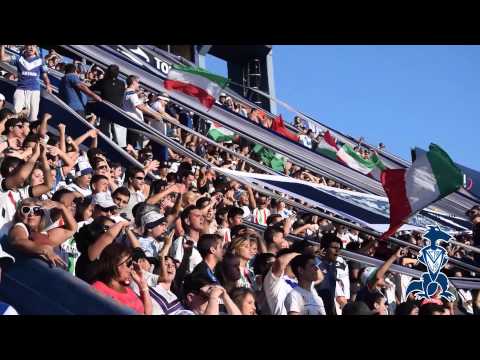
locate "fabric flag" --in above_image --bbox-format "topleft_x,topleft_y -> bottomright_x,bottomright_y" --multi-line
207,122 -> 235,142
380,144 -> 463,240
252,144 -> 285,172
369,152 -> 387,181
271,115 -> 300,142
315,130 -> 339,160
336,143 -> 378,175
164,64 -> 230,109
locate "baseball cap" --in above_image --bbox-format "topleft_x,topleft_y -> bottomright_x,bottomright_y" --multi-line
92,192 -> 117,210
0,93 -> 5,101
75,160 -> 93,177
342,301 -> 375,315
0,244 -> 14,264
141,211 -> 167,230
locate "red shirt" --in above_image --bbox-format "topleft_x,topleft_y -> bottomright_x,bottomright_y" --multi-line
91,281 -> 145,314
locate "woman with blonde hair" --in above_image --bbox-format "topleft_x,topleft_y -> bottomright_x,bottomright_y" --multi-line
228,235 -> 255,288
8,198 -> 77,267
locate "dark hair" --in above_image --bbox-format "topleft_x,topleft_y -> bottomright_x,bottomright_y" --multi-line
0,108 -> 14,122
266,214 -> 282,226
197,234 -> 222,258
166,173 -> 177,183
418,303 -> 447,316
126,75 -> 139,87
321,232 -> 342,249
1,157 -> 23,178
230,224 -> 248,239
64,63 -> 76,74
87,148 -> 105,165
227,206 -> 244,221
215,252 -> 241,288
215,206 -> 230,225
74,196 -> 94,223
263,226 -> 283,246
105,64 -> 119,79
51,188 -> 73,202
395,301 -> 419,315
180,205 -> 199,230
24,132 -> 41,144
290,254 -> 314,279
112,187 -> 130,199
91,174 -> 108,185
252,252 -> 276,277
127,167 -> 144,182
74,215 -> 113,253
195,197 -> 210,209
94,243 -> 132,284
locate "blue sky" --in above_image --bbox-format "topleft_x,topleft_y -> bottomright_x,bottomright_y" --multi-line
206,45 -> 480,171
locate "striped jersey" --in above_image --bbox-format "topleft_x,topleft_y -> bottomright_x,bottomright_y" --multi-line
11,54 -> 48,91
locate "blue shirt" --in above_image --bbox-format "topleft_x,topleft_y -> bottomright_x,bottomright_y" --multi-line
11,53 -> 47,91
59,73 -> 87,112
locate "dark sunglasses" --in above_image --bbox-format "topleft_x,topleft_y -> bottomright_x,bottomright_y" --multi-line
118,257 -> 134,268
21,206 -> 43,216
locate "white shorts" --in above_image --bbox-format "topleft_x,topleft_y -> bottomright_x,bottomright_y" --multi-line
13,89 -> 41,121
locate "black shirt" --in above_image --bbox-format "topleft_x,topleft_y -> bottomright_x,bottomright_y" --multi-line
91,77 -> 126,107
191,261 -> 219,284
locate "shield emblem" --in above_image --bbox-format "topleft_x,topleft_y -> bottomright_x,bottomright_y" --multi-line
425,248 -> 443,275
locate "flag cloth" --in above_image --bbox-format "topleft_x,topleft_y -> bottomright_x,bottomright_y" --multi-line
337,143 -> 379,175
252,144 -> 285,172
207,122 -> 235,142
164,64 -> 230,109
315,130 -> 339,160
380,143 -> 463,240
271,115 -> 300,142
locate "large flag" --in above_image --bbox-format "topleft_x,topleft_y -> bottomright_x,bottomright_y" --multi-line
380,144 -> 463,240
252,144 -> 285,172
271,115 -> 300,142
164,64 -> 230,109
207,122 -> 235,142
315,131 -> 386,177
315,130 -> 339,160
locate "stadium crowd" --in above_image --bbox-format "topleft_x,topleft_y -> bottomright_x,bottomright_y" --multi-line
0,44 -> 478,316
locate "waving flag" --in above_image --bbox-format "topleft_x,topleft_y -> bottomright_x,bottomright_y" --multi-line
271,115 -> 300,142
207,122 -> 235,142
380,144 -> 463,240
164,64 -> 230,109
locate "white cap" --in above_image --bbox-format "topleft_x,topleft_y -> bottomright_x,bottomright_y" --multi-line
0,93 -> 5,102
75,160 -> 93,177
0,244 -> 14,264
141,211 -> 167,229
92,192 -> 117,209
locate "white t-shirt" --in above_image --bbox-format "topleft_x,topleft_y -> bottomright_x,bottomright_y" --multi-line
123,89 -> 144,122
169,235 -> 203,274
299,135 -> 312,149
149,283 -> 194,315
0,182 -> 32,239
284,285 -> 326,315
263,267 -> 296,315
240,206 -> 252,221
139,236 -> 165,258
66,183 -> 92,197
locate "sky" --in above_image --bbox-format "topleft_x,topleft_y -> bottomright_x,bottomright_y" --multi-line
206,45 -> 480,171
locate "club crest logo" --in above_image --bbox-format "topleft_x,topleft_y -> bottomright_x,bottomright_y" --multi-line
406,225 -> 456,302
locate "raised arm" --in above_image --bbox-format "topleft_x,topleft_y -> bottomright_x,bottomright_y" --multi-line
76,82 -> 102,102
4,143 -> 41,190
44,201 -> 78,246
74,129 -> 98,148
146,183 -> 184,205
271,252 -> 301,278
157,230 -> 174,282
30,145 -> 54,198
375,247 -> 405,283
88,221 -> 130,261
39,113 -> 51,139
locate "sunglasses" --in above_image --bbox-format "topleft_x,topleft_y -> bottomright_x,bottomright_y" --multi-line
21,206 -> 43,216
118,257 -> 134,268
